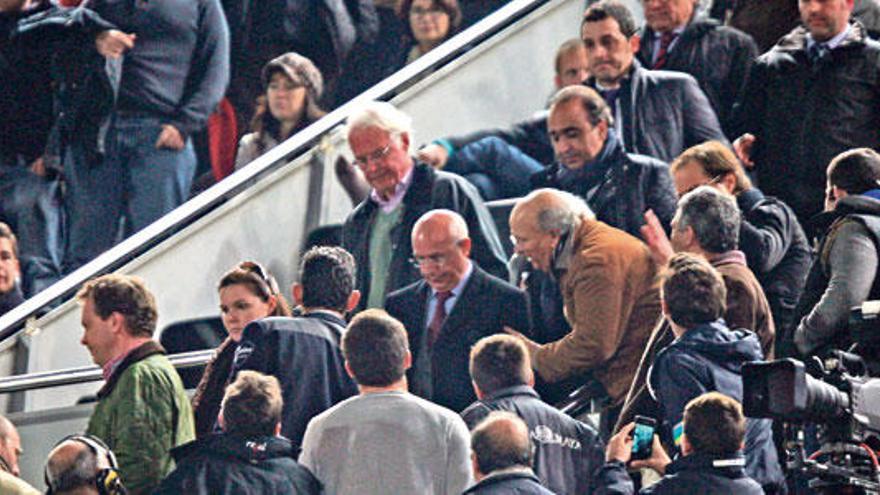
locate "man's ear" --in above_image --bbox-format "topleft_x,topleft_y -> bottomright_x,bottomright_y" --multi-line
629,34 -> 641,54
719,172 -> 737,195
403,350 -> 413,371
472,381 -> 484,400
344,360 -> 355,379
346,290 -> 361,313
399,132 -> 411,153
292,283 -> 304,307
681,433 -> 692,456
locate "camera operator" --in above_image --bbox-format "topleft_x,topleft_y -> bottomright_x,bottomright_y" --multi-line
792,148 -> 880,370
596,392 -> 763,494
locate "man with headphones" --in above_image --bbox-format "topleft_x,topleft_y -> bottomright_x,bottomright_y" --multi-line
44,435 -> 126,495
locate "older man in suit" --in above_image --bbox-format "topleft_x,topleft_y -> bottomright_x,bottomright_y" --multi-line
385,209 -> 531,412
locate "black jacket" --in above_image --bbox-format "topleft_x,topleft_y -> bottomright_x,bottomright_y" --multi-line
385,265 -> 531,412
529,131 -> 677,240
737,188 -> 812,335
0,4 -> 116,166
464,470 -> 556,495
647,320 -> 784,492
230,312 -> 358,448
442,61 -> 727,168
461,385 -> 605,495
342,163 -> 508,311
595,454 -> 764,495
733,21 -> 880,221
638,16 -> 758,136
587,60 -> 728,163
155,434 -> 320,494
0,285 -> 24,319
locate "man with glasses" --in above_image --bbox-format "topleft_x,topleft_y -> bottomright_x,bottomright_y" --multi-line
341,101 -> 508,312
504,189 -> 660,439
385,209 -> 531,412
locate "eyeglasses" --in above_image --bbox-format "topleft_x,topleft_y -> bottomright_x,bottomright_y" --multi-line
409,253 -> 449,268
352,143 -> 392,169
410,6 -> 446,17
409,240 -> 463,268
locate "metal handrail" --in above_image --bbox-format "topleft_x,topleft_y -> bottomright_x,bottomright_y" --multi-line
0,0 -> 551,342
0,349 -> 215,394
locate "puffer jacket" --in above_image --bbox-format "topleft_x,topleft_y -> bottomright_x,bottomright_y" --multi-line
154,433 -> 321,494
647,320 -> 784,493
733,21 -> 880,221
638,16 -> 758,136
86,341 -> 195,495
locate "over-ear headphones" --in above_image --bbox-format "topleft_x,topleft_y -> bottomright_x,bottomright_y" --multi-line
44,434 -> 126,495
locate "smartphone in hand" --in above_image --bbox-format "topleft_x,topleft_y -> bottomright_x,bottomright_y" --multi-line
631,415 -> 656,461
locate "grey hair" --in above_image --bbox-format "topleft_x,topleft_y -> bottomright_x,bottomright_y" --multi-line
46,444 -> 100,493
345,101 -> 414,143
675,186 -> 740,253
535,189 -> 595,234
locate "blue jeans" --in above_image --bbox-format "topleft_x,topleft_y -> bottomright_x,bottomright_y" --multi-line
63,115 -> 196,273
0,163 -> 64,296
444,136 -> 545,200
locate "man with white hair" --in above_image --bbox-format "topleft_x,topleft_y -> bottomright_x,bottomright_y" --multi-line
505,189 -> 661,437
341,101 -> 507,311
385,209 -> 531,411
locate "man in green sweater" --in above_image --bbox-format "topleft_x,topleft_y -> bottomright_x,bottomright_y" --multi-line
78,274 -> 194,494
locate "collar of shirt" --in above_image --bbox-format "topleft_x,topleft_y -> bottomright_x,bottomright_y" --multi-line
370,165 -> 414,213
101,347 -> 136,382
807,23 -> 851,52
480,466 -> 536,483
708,249 -> 748,268
427,260 -> 473,321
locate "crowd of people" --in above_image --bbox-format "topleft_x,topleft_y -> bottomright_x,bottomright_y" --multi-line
3,0 -> 880,493
0,0 -> 510,305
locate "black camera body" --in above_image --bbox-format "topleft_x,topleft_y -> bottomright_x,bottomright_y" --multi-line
743,353 -> 880,493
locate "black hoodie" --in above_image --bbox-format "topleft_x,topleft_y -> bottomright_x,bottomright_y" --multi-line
154,434 -> 320,494
647,319 -> 784,492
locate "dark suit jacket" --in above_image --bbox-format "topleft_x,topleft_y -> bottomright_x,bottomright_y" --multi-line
385,264 -> 531,412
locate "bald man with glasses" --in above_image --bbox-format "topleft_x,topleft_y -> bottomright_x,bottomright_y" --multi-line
385,209 -> 532,412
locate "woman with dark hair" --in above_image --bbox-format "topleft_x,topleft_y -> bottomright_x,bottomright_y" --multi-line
191,261 -> 291,437
234,52 -> 326,169
395,0 -> 462,66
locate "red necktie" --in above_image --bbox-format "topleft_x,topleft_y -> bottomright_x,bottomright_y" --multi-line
652,32 -> 677,70
428,291 -> 453,347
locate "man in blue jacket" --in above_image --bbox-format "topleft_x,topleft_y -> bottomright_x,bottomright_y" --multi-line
645,252 -> 784,493
596,391 -> 764,494
229,246 -> 359,448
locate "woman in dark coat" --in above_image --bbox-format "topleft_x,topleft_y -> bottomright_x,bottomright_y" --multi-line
191,261 -> 291,437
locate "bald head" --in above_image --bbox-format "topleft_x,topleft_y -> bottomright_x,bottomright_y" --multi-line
411,210 -> 472,292
0,416 -> 21,476
46,440 -> 105,495
412,209 -> 469,246
471,411 -> 532,480
509,189 -> 593,272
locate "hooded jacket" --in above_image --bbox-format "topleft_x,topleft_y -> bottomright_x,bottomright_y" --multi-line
155,434 -> 320,494
596,452 -> 764,495
793,193 -> 880,367
647,320 -> 784,492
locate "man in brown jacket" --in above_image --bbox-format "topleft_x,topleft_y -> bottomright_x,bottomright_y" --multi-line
506,188 -> 661,437
618,185 -> 775,430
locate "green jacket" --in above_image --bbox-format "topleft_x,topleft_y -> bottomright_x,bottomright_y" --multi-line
86,341 -> 195,495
